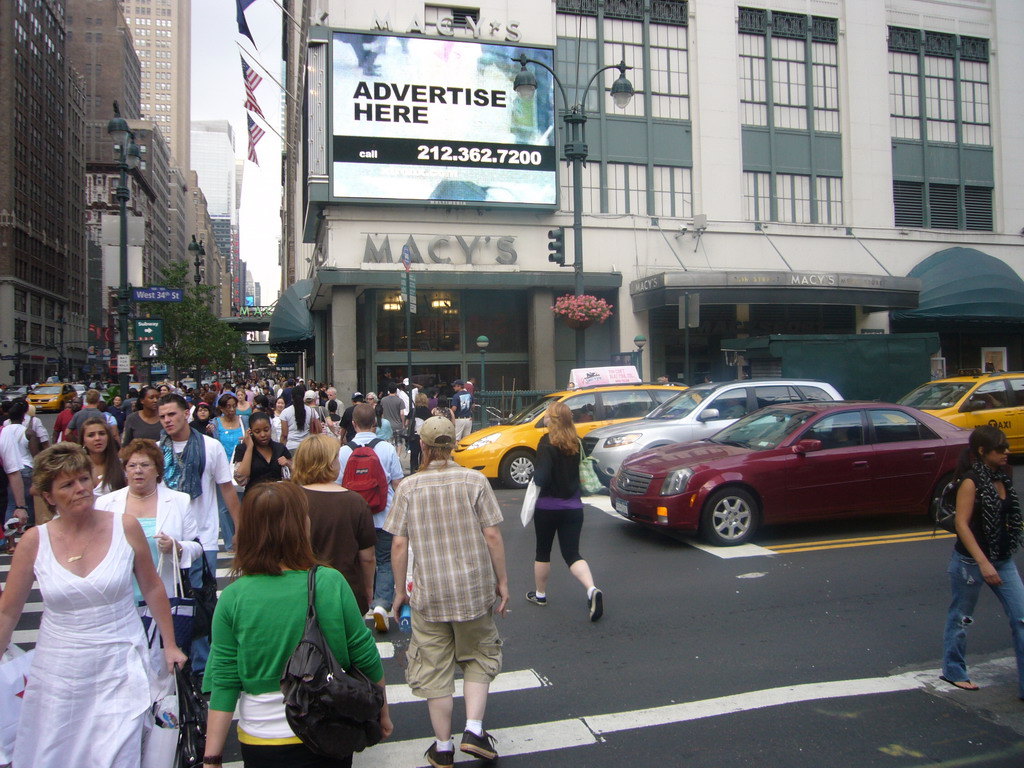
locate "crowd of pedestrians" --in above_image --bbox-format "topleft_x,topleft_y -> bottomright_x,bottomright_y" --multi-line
2,370 -> 1019,768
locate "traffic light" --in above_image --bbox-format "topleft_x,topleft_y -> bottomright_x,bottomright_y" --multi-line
547,227 -> 565,266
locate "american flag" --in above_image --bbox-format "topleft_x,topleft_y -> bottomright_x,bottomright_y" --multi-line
247,114 -> 265,165
241,56 -> 263,91
244,90 -> 265,118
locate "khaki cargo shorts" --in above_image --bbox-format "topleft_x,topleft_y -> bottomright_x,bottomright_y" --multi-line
405,610 -> 503,699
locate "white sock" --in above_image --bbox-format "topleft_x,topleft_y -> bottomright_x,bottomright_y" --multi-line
534,591 -> 546,599
436,739 -> 454,752
587,586 -> 597,599
465,719 -> 483,737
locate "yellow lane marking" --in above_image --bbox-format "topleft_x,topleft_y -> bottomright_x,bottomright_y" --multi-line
769,531 -> 954,554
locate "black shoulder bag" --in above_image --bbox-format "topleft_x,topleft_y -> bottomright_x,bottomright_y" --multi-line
280,566 -> 385,757
186,544 -> 218,639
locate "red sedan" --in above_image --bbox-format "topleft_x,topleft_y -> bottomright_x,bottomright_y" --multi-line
610,402 -> 970,546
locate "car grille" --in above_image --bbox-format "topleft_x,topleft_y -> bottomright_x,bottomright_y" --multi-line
615,469 -> 653,496
581,436 -> 599,456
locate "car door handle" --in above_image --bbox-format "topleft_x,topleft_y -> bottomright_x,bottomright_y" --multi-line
921,452 -> 936,459
852,460 -> 869,468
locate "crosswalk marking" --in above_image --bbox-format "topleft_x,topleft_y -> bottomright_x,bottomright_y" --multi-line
583,496 -> 776,559
385,668 -> 546,705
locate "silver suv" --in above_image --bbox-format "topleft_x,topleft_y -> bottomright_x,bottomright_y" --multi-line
583,379 -> 843,484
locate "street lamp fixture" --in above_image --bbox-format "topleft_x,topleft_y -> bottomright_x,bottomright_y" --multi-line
633,334 -> 647,378
512,52 -> 635,367
108,101 -> 141,397
188,235 -> 205,287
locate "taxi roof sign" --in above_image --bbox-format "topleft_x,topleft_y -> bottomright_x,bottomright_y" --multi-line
568,366 -> 641,389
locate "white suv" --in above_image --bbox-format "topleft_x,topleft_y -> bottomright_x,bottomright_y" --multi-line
583,379 -> 843,484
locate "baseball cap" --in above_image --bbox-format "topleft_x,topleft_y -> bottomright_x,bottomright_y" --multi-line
303,390 -> 318,401
453,379 -> 465,387
419,416 -> 456,447
352,391 -> 364,401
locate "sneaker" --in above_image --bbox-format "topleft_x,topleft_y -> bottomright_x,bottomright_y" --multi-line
460,729 -> 498,761
588,588 -> 604,622
425,742 -> 455,768
372,605 -> 390,633
526,591 -> 547,606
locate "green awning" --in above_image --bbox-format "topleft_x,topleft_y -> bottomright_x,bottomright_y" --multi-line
893,247 -> 1024,322
269,279 -> 314,351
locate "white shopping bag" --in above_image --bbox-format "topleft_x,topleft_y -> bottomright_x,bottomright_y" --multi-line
142,668 -> 178,768
0,646 -> 34,765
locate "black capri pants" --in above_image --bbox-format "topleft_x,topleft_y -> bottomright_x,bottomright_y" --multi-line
533,507 -> 585,566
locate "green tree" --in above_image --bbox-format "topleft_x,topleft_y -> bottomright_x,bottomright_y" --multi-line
146,262 -> 248,375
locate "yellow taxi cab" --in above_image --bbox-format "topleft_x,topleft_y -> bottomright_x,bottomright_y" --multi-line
899,371 -> 1024,448
453,382 -> 681,488
27,383 -> 77,413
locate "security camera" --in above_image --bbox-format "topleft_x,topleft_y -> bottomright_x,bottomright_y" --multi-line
675,225 -> 688,238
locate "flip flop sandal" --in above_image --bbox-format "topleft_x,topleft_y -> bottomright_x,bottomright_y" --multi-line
940,675 -> 980,691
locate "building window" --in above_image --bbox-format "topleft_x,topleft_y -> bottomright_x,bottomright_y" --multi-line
887,28 -> 990,147
14,320 -> 26,342
606,163 -> 647,214
745,171 -> 842,224
893,181 -> 992,230
652,166 -> 692,218
648,22 -> 689,119
737,9 -> 839,133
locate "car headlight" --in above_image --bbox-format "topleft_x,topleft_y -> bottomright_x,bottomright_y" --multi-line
661,468 -> 693,496
604,433 -> 642,448
466,433 -> 502,451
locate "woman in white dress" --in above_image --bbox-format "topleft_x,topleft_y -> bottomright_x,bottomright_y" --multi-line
77,415 -> 127,496
0,443 -> 187,768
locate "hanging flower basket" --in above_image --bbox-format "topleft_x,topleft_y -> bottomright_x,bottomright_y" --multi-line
551,294 -> 613,329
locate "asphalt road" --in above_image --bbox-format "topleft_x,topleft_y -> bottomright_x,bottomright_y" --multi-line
13,412 -> 1024,766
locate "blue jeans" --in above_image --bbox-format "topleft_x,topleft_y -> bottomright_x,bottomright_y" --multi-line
216,487 -> 238,551
943,551 -> 1024,697
189,550 -> 219,674
2,468 -> 34,546
372,528 -> 394,611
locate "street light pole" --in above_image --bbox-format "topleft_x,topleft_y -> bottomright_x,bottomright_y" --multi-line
633,334 -> 647,379
476,335 -> 490,428
513,53 -> 635,369
108,103 -> 140,396
189,235 -> 205,288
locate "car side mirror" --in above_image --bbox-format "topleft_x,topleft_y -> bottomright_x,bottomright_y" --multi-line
793,439 -> 823,455
698,408 -> 721,422
962,399 -> 987,413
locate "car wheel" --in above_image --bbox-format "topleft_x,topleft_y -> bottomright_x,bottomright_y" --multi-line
701,488 -> 759,546
500,449 -> 535,489
929,472 -> 955,522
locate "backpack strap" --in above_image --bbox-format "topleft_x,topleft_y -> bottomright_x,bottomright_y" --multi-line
367,438 -> 382,449
346,441 -> 359,451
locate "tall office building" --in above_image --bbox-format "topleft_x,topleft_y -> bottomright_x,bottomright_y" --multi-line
119,0 -> 190,170
0,0 -> 88,384
192,120 -> 245,314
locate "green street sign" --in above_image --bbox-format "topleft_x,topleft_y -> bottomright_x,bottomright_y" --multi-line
134,319 -> 164,344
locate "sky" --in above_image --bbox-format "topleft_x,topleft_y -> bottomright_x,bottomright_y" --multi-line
191,0 -> 283,304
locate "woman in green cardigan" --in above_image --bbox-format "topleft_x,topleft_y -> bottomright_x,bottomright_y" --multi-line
203,481 -> 393,767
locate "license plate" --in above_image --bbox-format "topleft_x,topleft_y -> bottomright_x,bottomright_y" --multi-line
614,499 -> 629,516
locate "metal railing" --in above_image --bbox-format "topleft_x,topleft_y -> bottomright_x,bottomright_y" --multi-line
472,389 -> 556,431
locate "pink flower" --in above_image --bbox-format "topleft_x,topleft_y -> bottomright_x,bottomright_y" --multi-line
550,294 -> 613,324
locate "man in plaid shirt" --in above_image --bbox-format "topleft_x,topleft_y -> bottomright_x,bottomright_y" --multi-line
386,416 -> 509,768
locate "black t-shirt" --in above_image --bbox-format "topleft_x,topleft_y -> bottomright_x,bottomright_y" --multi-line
533,434 -> 581,499
232,440 -> 292,495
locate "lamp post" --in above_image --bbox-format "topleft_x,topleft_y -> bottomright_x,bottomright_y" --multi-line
188,235 -> 205,287
512,52 -> 635,368
476,335 -> 489,428
107,103 -> 141,396
633,334 -> 647,379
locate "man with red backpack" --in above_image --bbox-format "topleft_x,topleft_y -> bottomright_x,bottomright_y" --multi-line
337,403 -> 404,632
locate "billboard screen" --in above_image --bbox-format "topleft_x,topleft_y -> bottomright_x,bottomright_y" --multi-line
331,32 -> 557,208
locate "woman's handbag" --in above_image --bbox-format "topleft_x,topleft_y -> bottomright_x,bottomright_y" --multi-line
155,545 -> 195,653
142,671 -> 179,768
174,664 -> 207,768
186,547 -> 218,639
281,567 -> 385,758
521,481 -> 540,527
933,477 -> 960,534
578,440 -> 604,495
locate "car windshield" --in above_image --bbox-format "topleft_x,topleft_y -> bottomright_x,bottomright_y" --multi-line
898,381 -> 975,410
507,395 -> 561,425
644,385 -> 715,421
34,386 -> 63,395
710,407 -> 816,451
